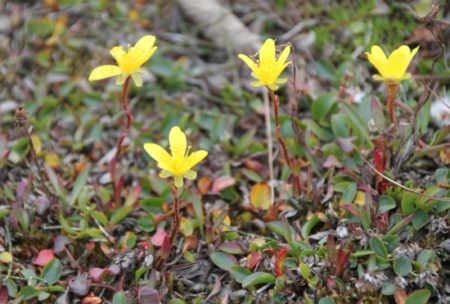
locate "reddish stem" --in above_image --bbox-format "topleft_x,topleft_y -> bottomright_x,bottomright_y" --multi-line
387,83 -> 399,125
268,89 -> 301,195
110,77 -> 132,206
169,186 -> 180,246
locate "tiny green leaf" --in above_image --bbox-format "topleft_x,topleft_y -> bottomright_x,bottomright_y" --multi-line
405,289 -> 431,304
393,255 -> 412,277
242,272 -> 276,288
41,258 -> 62,285
210,252 -> 238,272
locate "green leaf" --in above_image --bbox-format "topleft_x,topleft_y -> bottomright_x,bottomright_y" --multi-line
417,250 -> 435,268
341,182 -> 357,204
41,258 -> 62,285
393,255 -> 412,277
401,192 -> 416,215
378,195 -> 396,214
416,100 -> 431,135
381,282 -> 395,295
242,272 -> 276,288
110,206 -> 133,225
230,265 -> 251,283
318,297 -> 335,304
19,286 -> 40,301
301,215 -> 320,240
370,96 -> 385,132
210,252 -> 238,272
412,210 -> 431,230
69,166 -> 90,206
267,221 -> 296,242
331,113 -> 349,138
370,237 -> 388,258
340,102 -> 373,148
112,291 -> 126,304
405,289 -> 431,304
312,93 -> 336,122
235,129 -> 255,156
299,263 -> 311,279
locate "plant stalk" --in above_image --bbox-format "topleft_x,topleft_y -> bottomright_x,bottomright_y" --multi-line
268,89 -> 301,195
263,89 -> 275,204
169,186 -> 180,246
386,83 -> 399,125
110,76 -> 132,206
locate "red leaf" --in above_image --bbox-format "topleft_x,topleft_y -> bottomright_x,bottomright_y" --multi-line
0,286 -> 8,304
211,176 -> 235,193
89,268 -> 107,283
151,229 -> 168,247
335,247 -> 351,277
274,249 -> 289,277
327,235 -> 336,263
341,204 -> 360,218
374,148 -> 385,174
139,287 -> 161,304
160,234 -> 171,259
33,249 -> 55,267
247,252 -> 262,270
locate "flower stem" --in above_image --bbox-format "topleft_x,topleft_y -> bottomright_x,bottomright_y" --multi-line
387,83 -> 399,125
169,186 -> 180,246
110,77 -> 132,206
268,89 -> 301,195
263,89 -> 275,204
18,122 -> 54,202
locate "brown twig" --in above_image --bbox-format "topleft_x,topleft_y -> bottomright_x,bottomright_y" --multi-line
110,77 -> 132,206
268,89 -> 301,195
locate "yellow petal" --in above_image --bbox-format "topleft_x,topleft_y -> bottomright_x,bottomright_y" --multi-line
183,170 -> 197,180
277,45 -> 291,64
169,126 -> 187,160
370,45 -> 387,62
132,35 -> 157,66
366,51 -> 387,78
238,54 -> 258,73
267,83 -> 279,91
143,143 -> 172,165
88,65 -> 122,81
184,150 -> 208,170
386,45 -> 413,80
251,80 -> 263,87
131,72 -> 143,87
138,46 -> 157,66
159,170 -> 173,178
110,46 -> 125,63
259,38 -> 275,65
134,35 -> 156,51
174,175 -> 184,188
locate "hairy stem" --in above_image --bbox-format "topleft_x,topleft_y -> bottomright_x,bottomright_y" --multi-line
110,77 -> 132,206
386,83 -> 399,125
263,89 -> 275,204
268,89 -> 301,195
169,186 -> 180,246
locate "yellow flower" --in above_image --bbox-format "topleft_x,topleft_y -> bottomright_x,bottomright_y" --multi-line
238,38 -> 291,91
88,35 -> 157,87
366,45 -> 419,83
144,126 -> 208,188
